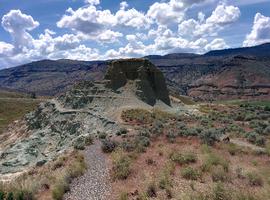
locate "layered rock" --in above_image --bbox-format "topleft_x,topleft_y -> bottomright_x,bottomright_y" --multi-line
105,59 -> 170,106
0,59 -> 171,175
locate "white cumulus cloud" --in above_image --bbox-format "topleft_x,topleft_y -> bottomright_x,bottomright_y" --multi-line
243,13 -> 270,47
179,3 -> 240,38
1,10 -> 39,50
205,38 -> 229,51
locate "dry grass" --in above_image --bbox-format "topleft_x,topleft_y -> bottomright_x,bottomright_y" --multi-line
110,136 -> 270,200
0,99 -> 41,135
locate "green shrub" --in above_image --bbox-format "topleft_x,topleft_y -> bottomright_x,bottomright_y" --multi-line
71,134 -> 93,149
166,130 -> 177,143
158,162 -> 174,190
181,167 -> 201,180
201,153 -> 229,172
226,143 -> 240,156
121,140 -> 135,152
6,192 -> 13,200
121,109 -> 152,123
199,128 -> 223,146
245,132 -> 266,146
112,151 -> 131,180
15,190 -> 34,200
101,139 -> 118,153
246,172 -> 263,186
146,182 -> 157,198
211,166 -> 228,182
119,192 -> 129,200
263,126 -> 270,135
170,152 -> 197,165
0,191 -> 4,200
139,128 -> 151,138
255,136 -> 266,146
84,135 -> 93,146
98,132 -> 107,139
212,183 -> 231,200
51,177 -> 70,200
116,128 -> 128,136
134,135 -> 150,152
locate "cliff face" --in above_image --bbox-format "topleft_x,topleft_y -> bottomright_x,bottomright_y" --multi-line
187,56 -> 270,101
105,59 -> 171,106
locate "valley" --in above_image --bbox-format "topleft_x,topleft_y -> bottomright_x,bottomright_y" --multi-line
0,58 -> 269,200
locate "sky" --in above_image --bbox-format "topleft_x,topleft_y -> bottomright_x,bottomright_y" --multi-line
0,0 -> 270,69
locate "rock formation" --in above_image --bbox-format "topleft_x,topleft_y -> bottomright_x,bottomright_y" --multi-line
0,59 -> 171,175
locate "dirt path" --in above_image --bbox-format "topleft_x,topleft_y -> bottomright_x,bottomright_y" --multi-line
63,141 -> 111,200
231,139 -> 265,152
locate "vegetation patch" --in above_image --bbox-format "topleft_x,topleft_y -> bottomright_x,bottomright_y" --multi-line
0,150 -> 86,200
111,149 -> 132,180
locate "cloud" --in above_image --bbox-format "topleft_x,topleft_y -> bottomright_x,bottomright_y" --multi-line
115,8 -> 151,29
1,10 -> 39,50
96,30 -> 123,43
146,0 -> 208,26
84,0 -> 100,5
206,4 -> 240,25
179,3 -> 240,38
243,13 -> 270,47
205,38 -> 228,51
120,1 -> 129,10
0,1 -> 241,68
57,6 -> 116,35
0,41 -> 14,56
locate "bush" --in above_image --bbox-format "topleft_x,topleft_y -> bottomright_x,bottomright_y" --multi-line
15,190 -> 34,200
201,153 -> 229,172
158,162 -> 174,190
98,132 -> 107,139
134,135 -> 150,152
52,177 -> 70,200
212,183 -> 231,200
255,136 -> 266,146
139,128 -> 151,138
226,143 -> 240,156
246,132 -> 258,143
263,126 -> 270,135
170,152 -> 197,165
166,130 -> 177,143
246,172 -> 263,186
116,128 -> 128,136
6,192 -> 13,200
211,166 -> 228,182
101,139 -> 118,153
112,151 -> 131,180
181,167 -> 201,180
73,135 -> 93,150
0,191 -> 4,200
199,128 -> 223,146
119,192 -> 129,200
245,132 -> 266,146
146,182 -> 157,198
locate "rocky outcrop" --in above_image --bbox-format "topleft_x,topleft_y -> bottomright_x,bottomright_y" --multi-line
105,59 -> 170,106
0,59 -> 171,175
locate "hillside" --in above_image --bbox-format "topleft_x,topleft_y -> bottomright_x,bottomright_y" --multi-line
0,89 -> 43,135
0,59 -> 269,200
0,59 -> 107,96
0,43 -> 269,100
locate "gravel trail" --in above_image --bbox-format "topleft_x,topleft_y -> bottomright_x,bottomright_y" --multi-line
63,141 -> 111,200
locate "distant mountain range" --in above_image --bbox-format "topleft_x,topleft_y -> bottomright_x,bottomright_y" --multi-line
0,43 -> 270,101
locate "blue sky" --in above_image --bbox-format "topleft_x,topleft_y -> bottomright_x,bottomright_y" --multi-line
0,0 -> 270,69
